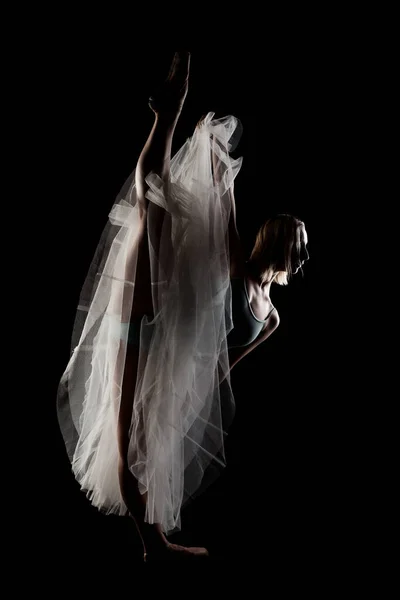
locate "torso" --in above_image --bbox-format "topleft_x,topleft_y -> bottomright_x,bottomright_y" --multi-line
231,259 -> 275,324
244,276 -> 274,323
129,239 -> 275,329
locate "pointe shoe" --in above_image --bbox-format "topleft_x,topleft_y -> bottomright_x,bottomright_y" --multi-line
143,542 -> 209,563
149,51 -> 191,114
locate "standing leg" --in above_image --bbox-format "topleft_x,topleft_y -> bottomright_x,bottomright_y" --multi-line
117,344 -> 168,556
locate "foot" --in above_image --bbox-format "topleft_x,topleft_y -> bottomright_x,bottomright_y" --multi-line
144,541 -> 209,562
149,51 -> 191,116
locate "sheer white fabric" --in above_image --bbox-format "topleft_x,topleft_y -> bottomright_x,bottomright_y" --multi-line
57,112 -> 243,534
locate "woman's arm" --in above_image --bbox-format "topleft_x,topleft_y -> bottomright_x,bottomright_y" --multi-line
218,310 -> 279,386
228,309 -> 280,371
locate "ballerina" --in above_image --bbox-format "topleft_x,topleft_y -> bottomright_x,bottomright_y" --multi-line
57,51 -> 309,563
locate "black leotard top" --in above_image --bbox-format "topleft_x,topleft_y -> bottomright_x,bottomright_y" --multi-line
227,277 -> 275,348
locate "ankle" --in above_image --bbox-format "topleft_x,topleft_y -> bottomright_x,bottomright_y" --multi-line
154,112 -> 181,127
142,525 -> 168,550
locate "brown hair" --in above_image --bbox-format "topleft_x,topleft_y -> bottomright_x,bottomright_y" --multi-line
249,214 -> 303,285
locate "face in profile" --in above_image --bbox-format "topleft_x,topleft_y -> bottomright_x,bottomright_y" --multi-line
291,222 -> 309,274
249,215 -> 309,285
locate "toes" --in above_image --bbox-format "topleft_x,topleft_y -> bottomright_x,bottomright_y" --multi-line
166,52 -> 179,81
167,51 -> 191,83
188,546 -> 209,556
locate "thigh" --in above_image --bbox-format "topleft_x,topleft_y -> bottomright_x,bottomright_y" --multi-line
128,206 -> 172,319
117,345 -> 140,461
147,203 -> 172,281
125,219 -> 154,320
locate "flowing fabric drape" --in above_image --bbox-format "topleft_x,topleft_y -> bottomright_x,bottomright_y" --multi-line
57,112 -> 243,533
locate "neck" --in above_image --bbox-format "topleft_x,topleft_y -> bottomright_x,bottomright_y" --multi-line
246,259 -> 274,292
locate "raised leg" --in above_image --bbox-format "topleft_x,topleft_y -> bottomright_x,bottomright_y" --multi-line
117,52 -> 208,561
134,51 -> 191,283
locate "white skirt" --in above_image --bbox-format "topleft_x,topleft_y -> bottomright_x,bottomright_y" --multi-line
57,112 -> 243,534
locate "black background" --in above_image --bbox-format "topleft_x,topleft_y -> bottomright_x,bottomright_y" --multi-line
24,27 -> 373,580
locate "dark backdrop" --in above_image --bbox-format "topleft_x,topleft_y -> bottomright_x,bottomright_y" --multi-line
31,41 -> 351,576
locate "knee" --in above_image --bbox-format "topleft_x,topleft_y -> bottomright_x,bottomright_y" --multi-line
118,456 -> 130,481
117,429 -> 130,465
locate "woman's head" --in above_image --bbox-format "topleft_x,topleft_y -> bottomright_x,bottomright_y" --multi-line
249,214 -> 309,285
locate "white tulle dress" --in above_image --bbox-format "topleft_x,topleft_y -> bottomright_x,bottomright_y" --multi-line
57,112 -> 243,534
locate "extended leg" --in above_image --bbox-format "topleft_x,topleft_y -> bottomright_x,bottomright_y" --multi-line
129,51 -> 191,318
117,52 -> 208,561
135,50 -> 191,210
